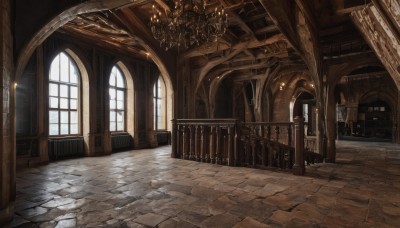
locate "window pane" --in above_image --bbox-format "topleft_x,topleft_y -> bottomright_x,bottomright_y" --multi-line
60,53 -> 69,82
49,124 -> 59,135
60,98 -> 68,109
70,62 -> 78,84
49,111 -> 59,123
116,72 -> 124,88
50,55 -> 60,81
109,88 -> 116,100
117,111 -> 124,121
70,124 -> 78,134
117,101 -> 124,109
50,97 -> 59,108
49,83 -> 58,96
70,86 -> 78,99
60,111 -> 69,124
110,121 -> 116,131
154,99 -> 157,130
157,117 -> 163,130
60,124 -> 69,135
117,122 -> 124,131
70,99 -> 77,109
70,111 -> 78,124
109,72 -> 116,86
110,100 -> 116,109
110,111 -> 116,121
153,83 -> 157,96
60,85 -> 68,98
117,90 -> 124,101
158,84 -> 162,97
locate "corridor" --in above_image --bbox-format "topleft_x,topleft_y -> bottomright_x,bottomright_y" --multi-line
11,141 -> 400,227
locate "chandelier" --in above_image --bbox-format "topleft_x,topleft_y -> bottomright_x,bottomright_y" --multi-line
150,0 -> 228,51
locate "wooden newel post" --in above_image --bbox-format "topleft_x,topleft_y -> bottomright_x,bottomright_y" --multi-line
293,116 -> 305,175
171,119 -> 177,158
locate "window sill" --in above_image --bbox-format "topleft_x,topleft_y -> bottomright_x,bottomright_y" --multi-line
111,132 -> 130,136
48,135 -> 83,140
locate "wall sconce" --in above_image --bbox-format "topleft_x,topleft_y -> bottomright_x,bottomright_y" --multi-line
310,83 -> 314,88
14,82 -> 18,89
279,82 -> 285,91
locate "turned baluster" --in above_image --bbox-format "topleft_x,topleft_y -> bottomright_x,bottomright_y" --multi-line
189,125 -> 195,160
267,125 -> 271,141
268,144 -> 274,167
216,126 -> 221,164
200,125 -> 205,162
182,125 -> 188,160
176,124 -> 181,158
171,119 -> 177,158
209,126 -> 216,163
233,122 -> 240,167
194,125 -> 199,161
275,125 -> 280,142
251,138 -> 256,167
227,125 -> 234,166
261,140 -> 266,166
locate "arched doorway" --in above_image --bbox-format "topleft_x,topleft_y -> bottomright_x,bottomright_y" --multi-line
334,66 -> 397,142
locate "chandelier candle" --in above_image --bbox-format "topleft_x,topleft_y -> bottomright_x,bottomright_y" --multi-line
150,0 -> 228,51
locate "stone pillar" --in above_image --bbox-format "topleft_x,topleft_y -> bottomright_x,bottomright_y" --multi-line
36,46 -> 49,164
325,90 -> 337,163
314,107 -> 320,154
293,117 -> 305,175
0,0 -> 15,224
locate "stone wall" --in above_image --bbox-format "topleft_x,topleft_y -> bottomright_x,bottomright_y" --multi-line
0,0 -> 15,225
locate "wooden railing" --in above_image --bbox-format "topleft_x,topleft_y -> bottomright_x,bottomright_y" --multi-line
171,119 -> 240,166
304,136 -> 324,164
240,122 -> 294,170
172,117 -> 312,175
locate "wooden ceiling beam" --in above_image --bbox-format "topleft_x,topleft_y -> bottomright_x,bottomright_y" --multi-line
218,0 -> 256,39
182,33 -> 287,58
255,25 -> 279,34
245,12 -> 270,22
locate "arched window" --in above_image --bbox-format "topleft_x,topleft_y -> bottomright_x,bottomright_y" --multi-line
154,76 -> 166,130
49,52 -> 80,135
109,66 -> 126,132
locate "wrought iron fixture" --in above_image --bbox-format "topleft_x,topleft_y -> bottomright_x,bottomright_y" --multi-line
150,0 -> 228,51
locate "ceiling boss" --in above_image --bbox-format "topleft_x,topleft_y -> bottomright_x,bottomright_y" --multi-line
150,0 -> 229,51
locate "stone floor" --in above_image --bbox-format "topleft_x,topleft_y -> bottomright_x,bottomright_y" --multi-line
9,140 -> 400,227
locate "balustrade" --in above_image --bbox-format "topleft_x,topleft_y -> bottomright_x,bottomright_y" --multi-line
172,117 -> 318,175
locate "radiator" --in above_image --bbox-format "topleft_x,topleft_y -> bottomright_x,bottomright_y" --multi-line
157,131 -> 171,145
112,134 -> 132,151
48,138 -> 84,160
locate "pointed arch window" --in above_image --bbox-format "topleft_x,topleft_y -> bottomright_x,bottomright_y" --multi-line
109,66 -> 126,132
49,52 -> 80,136
154,76 -> 166,130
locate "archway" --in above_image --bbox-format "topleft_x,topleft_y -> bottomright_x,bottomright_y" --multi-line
333,66 -> 397,142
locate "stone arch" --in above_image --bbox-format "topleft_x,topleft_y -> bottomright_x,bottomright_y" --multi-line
151,72 -> 174,131
14,1 -> 175,122
107,61 -> 136,138
359,90 -> 396,113
42,46 -> 93,154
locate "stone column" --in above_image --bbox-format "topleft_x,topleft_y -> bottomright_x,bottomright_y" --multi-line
325,90 -> 337,163
36,45 -> 49,164
0,0 -> 15,224
313,107 -> 320,154
293,117 -> 305,175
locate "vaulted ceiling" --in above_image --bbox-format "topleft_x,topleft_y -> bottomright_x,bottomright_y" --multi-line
56,0 -> 375,84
